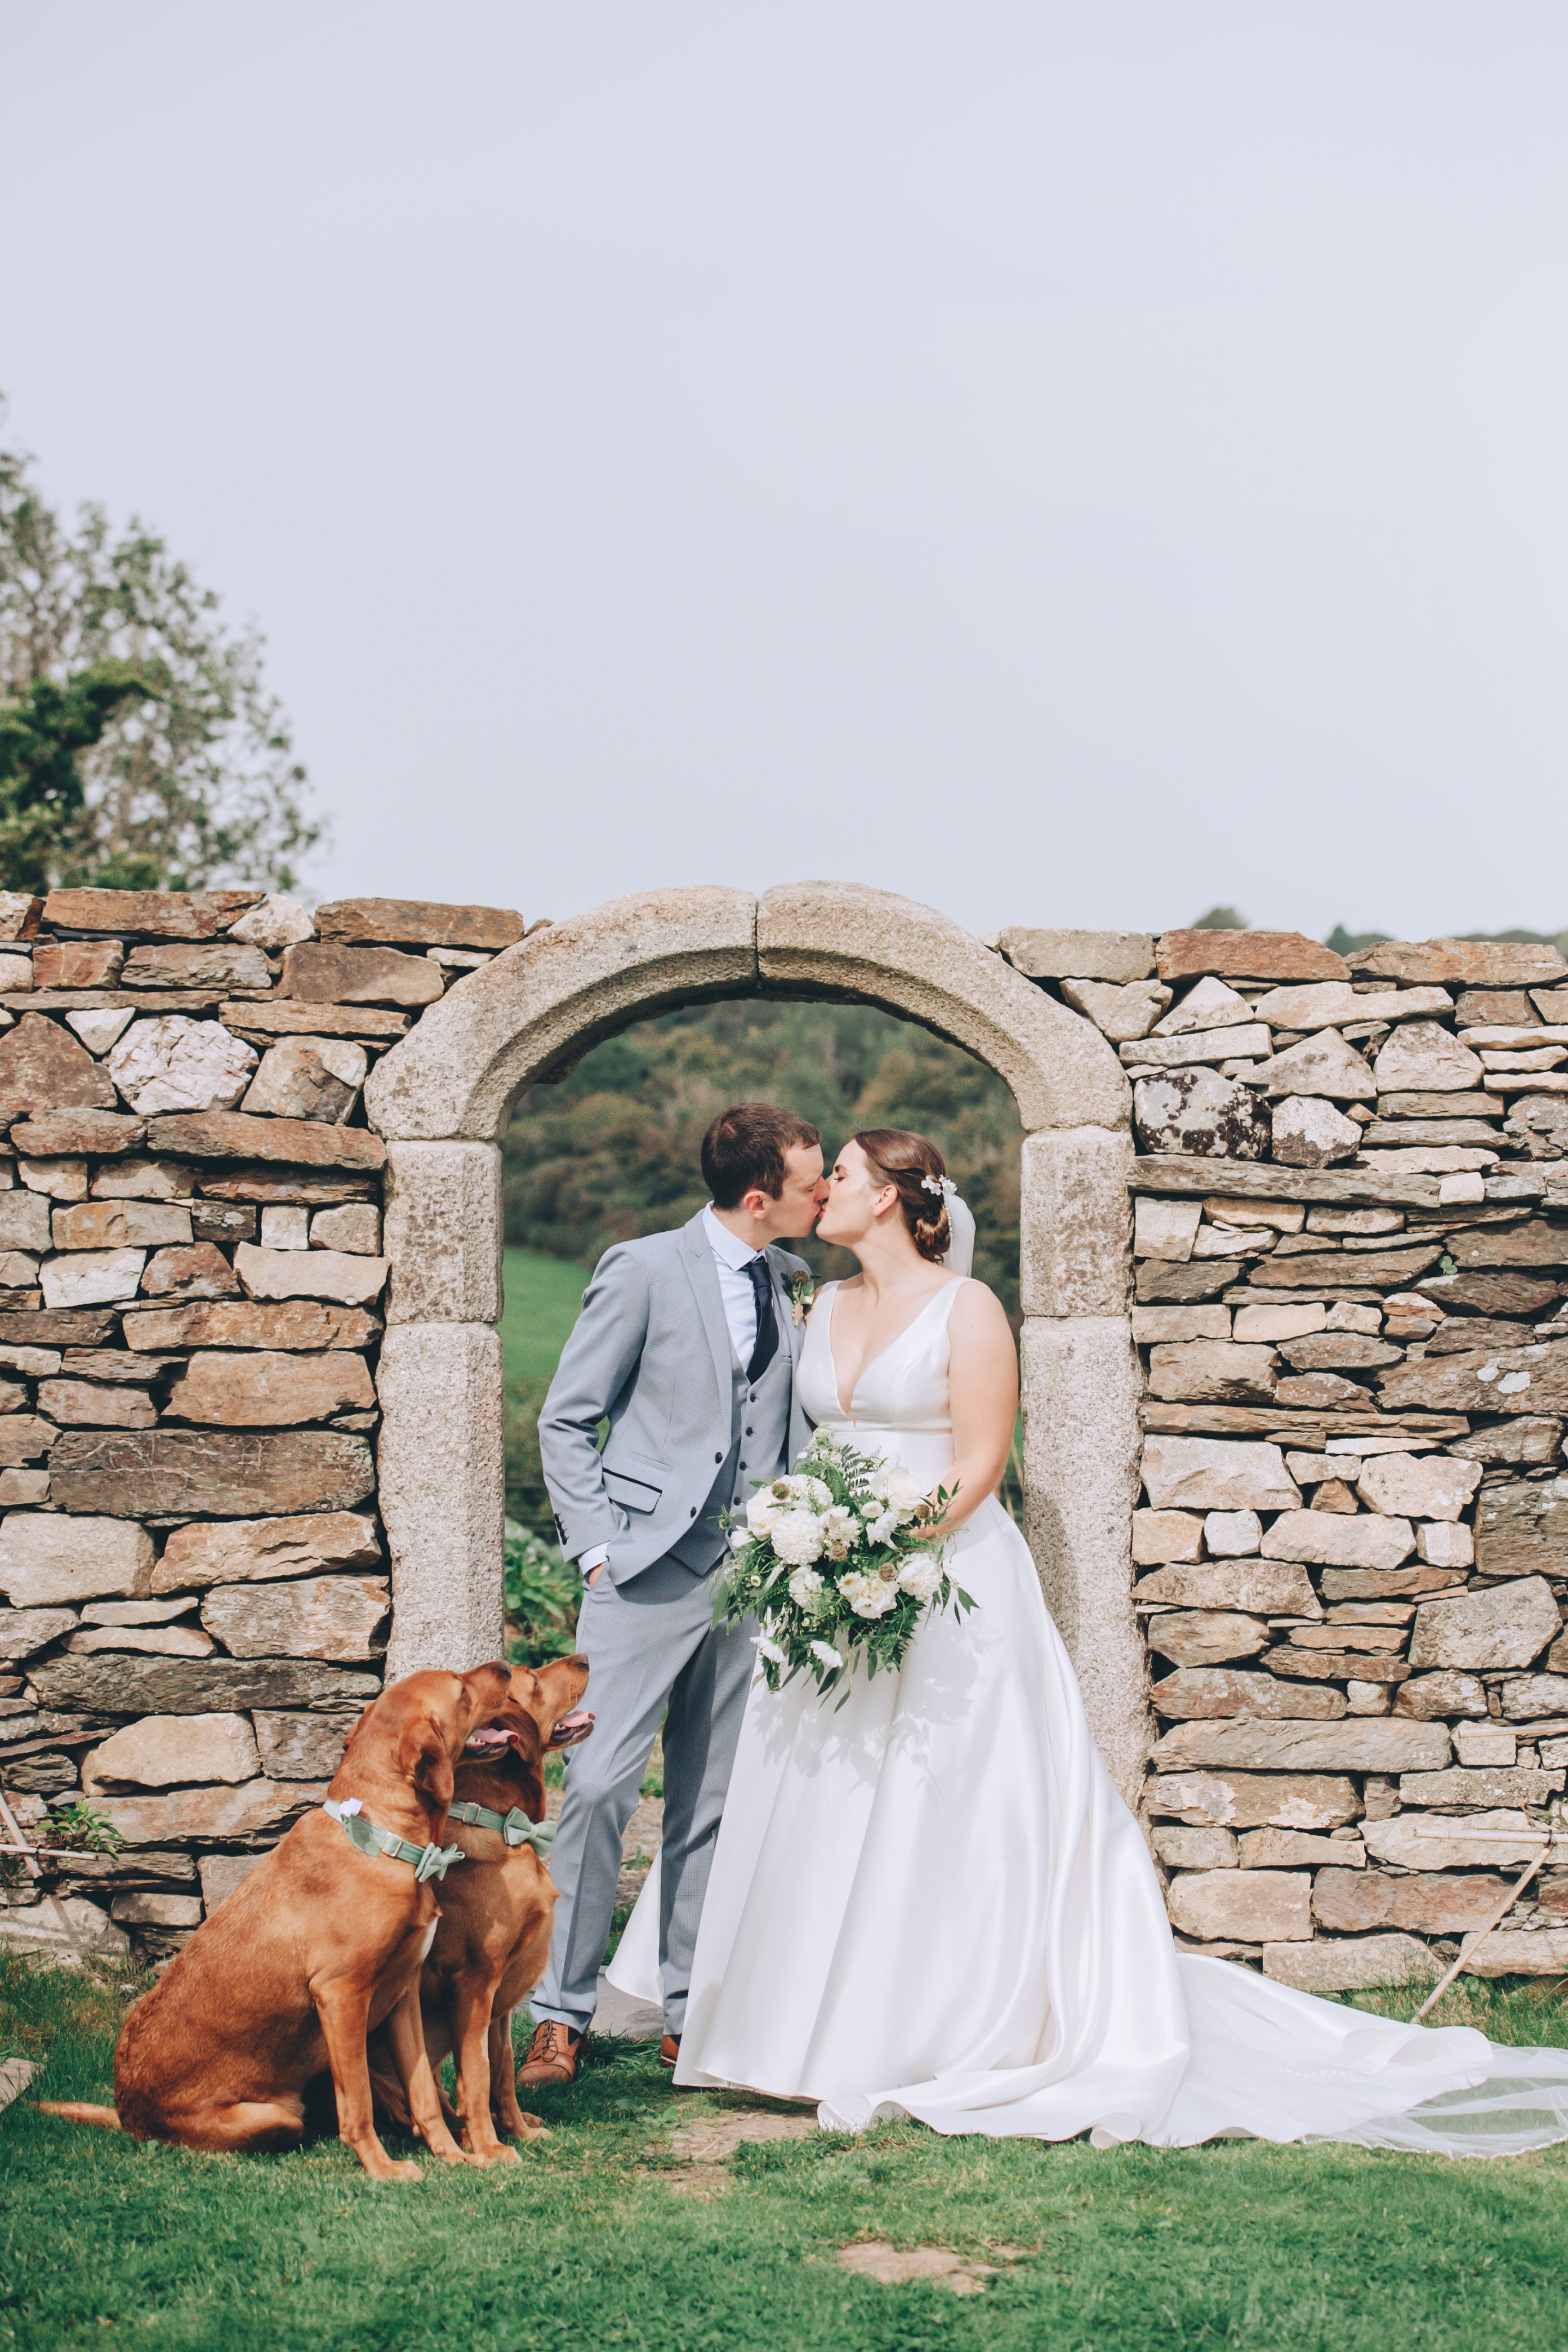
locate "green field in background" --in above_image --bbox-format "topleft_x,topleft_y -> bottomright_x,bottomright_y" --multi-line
500,1246 -> 590,1387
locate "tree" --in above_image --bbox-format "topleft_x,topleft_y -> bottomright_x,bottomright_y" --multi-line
0,409 -> 323,893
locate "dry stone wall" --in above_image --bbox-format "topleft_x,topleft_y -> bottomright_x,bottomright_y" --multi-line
0,885 -> 521,1963
1002,921 -> 1568,1992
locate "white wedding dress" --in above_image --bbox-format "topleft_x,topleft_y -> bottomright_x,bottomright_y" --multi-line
609,1277 -> 1568,2154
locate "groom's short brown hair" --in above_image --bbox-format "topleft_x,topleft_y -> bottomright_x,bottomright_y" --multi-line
702,1104 -> 821,1208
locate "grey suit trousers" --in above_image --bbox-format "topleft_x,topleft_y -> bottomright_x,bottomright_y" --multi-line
532,1555 -> 756,2035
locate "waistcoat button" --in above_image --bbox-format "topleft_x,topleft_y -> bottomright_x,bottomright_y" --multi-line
715,1451 -> 723,1463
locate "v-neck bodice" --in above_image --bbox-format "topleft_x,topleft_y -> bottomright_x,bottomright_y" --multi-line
797,1279 -> 964,1484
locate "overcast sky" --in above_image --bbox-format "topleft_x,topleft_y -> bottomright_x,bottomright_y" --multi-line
3,5 -> 1564,940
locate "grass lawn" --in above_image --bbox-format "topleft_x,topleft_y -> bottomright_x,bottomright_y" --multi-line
500,1246 -> 589,1389
5,1958 -> 1568,2352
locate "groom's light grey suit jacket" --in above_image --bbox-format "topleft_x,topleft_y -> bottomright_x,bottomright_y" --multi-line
539,1211 -> 813,1585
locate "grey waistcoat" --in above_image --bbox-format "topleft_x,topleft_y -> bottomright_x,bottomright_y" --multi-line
666,1325 -> 795,1572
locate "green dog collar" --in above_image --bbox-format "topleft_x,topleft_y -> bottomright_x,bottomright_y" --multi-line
323,1798 -> 465,1884
446,1799 -> 556,1857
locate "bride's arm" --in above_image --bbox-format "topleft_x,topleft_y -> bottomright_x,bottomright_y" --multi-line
934,1281 -> 1018,1533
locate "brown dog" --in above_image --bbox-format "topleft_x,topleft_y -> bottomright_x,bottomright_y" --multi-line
371,1654 -> 592,2163
38,1663 -> 525,2181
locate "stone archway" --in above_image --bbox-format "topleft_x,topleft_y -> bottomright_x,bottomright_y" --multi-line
364,881 -> 1148,1798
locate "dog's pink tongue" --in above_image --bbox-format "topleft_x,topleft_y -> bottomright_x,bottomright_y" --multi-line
464,1727 -> 518,1755
550,1709 -> 595,1748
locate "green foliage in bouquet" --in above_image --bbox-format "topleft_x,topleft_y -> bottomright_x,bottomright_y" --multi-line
714,1430 -> 974,1702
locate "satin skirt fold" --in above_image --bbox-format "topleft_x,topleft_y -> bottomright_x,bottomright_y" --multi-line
609,1483 -> 1568,2157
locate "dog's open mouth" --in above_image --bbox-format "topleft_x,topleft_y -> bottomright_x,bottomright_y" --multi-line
550,1709 -> 595,1749
463,1726 -> 523,1757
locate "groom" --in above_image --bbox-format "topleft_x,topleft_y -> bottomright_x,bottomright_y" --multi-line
521,1103 -> 826,2083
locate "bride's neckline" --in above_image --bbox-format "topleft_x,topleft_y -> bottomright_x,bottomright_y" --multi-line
822,1277 -> 964,1421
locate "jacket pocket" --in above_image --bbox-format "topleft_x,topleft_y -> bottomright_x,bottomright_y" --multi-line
604,1467 -> 663,1516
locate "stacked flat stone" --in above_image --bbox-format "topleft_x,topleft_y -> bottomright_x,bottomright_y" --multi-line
0,887 -> 522,1963
1003,924 -> 1568,1991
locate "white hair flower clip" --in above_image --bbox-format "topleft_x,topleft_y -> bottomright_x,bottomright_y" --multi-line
921,1173 -> 956,1199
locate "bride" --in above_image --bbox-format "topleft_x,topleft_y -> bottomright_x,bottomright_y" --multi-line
610,1128 -> 1568,2154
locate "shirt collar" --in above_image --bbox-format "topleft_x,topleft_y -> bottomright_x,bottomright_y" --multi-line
703,1203 -> 765,1271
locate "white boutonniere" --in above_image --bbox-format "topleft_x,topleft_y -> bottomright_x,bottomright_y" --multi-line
786,1271 -> 816,1326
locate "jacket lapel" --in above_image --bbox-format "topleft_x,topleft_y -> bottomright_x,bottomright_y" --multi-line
680,1213 -> 734,1414
767,1249 -> 806,1374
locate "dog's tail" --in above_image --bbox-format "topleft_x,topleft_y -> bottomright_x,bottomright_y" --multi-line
31,2100 -> 123,2130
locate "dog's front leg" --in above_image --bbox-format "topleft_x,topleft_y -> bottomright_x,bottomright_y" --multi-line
448,1975 -> 522,2163
312,1974 -> 422,2183
384,1982 -> 479,2166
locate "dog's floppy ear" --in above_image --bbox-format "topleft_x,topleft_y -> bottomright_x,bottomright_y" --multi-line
397,1714 -> 455,1819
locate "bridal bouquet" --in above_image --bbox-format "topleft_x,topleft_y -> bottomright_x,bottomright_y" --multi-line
714,1429 -> 973,1700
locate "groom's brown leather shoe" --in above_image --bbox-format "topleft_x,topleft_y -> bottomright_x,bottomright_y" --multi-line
516,2020 -> 583,2087
658,2034 -> 680,2070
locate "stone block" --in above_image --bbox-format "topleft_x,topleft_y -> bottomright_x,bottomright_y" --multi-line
201,1573 -> 389,1660
282,943 -> 444,1006
0,1605 -> 77,1657
1168,1869 -> 1310,1942
81,1594 -> 196,1624
92,1777 -> 326,1847
0,1515 -> 153,1606
41,1249 -> 146,1307
252,1710 -> 358,1779
0,1192 -> 52,1253
1460,1929 -> 1568,1976
82,1712 -> 260,1793
1151,977 -> 1259,1037
1203,1196 -> 1306,1233
43,888 -> 260,938
47,1428 -> 375,1518
90,1159 -> 195,1201
1146,1342 -> 1278,1405
1361,1809 -> 1543,1868
1251,1242 -> 1446,1291
1151,1717 -> 1450,1772
120,942 -> 271,992
1134,1198 -> 1200,1261
377,1322 -> 506,1680
1419,1269 -> 1561,1317
106,1017 -> 257,1116
0,1419 -> 59,1466
0,894 -> 42,942
1409,1576 -> 1559,1671
163,1350 -> 375,1426
1312,1869 -> 1506,1932
1130,1307 -> 1232,1343
123,1300 -> 380,1352
227,894 -> 315,948
144,1113 -> 386,1170
1139,1436 -> 1299,1513
0,1015 -> 118,1117
310,1204 -> 380,1254
140,1243 -> 240,1300
19,1159 -> 87,1201
1383,1345 -> 1568,1418
314,898 -> 523,950
153,1511 -> 380,1591
1156,932 -> 1348,984
1146,1611 -> 1269,1667
1203,1509 -> 1262,1556
1351,1455 -> 1481,1525
1135,1562 -> 1318,1613
1148,1771 -> 1358,1830
1242,1828 -> 1365,1868
1371,1022 -> 1485,1097
1454,1723 -> 1517,1766
1400,1765 -> 1564,1809
999,928 -> 1155,982
1133,1070 -> 1271,1160
382,1142 -> 502,1325
1151,1667 -> 1345,1719
110,1892 -> 203,1927
37,1380 -> 155,1428
0,1896 -> 128,1962
1500,1674 -> 1568,1720
1058,977 -> 1171,1040
1259,1032 -> 1378,1103
190,1202 -> 256,1247
241,1037 -> 368,1122
1262,1936 -> 1438,1992
260,1208 -> 309,1248
1392,1670 -> 1489,1719
234,1244 -> 387,1307
1472,1478 -> 1568,1578
64,1009 -> 135,1057
51,1201 -> 192,1251
1269,1097 -> 1363,1166
1018,1316 -> 1146,1802
198,1852 -> 265,1910
29,1652 -> 378,1714
12,1112 -> 146,1162
1126,1023 -> 1273,1071
1231,1304 -> 1326,1343
69,1622 -> 213,1656
1151,1824 -> 1239,1868
1352,939 -> 1566,987
1132,1509 -> 1204,1566
1135,1260 -> 1242,1303
1279,1333 -> 1400,1372
1017,1128 -> 1132,1316
1261,1512 -> 1414,1570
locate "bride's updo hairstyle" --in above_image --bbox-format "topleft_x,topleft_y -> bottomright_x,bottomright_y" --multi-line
852,1130 -> 950,1263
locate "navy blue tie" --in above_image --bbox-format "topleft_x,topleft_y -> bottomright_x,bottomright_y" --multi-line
745,1256 -> 779,1382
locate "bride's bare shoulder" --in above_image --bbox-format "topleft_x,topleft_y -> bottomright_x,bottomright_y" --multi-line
947,1278 -> 1014,1343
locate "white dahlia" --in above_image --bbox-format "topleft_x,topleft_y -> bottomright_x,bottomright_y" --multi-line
787,1565 -> 825,1609
896,1553 -> 943,1603
770,1512 -> 825,1568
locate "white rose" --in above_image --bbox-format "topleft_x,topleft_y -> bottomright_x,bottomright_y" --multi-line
884,1468 -> 926,1511
787,1566 -> 825,1608
896,1554 -> 942,1603
770,1512 -> 825,1568
747,1487 -> 785,1535
840,1569 -> 898,1619
729,1528 -> 751,1552
865,1509 -> 901,1547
